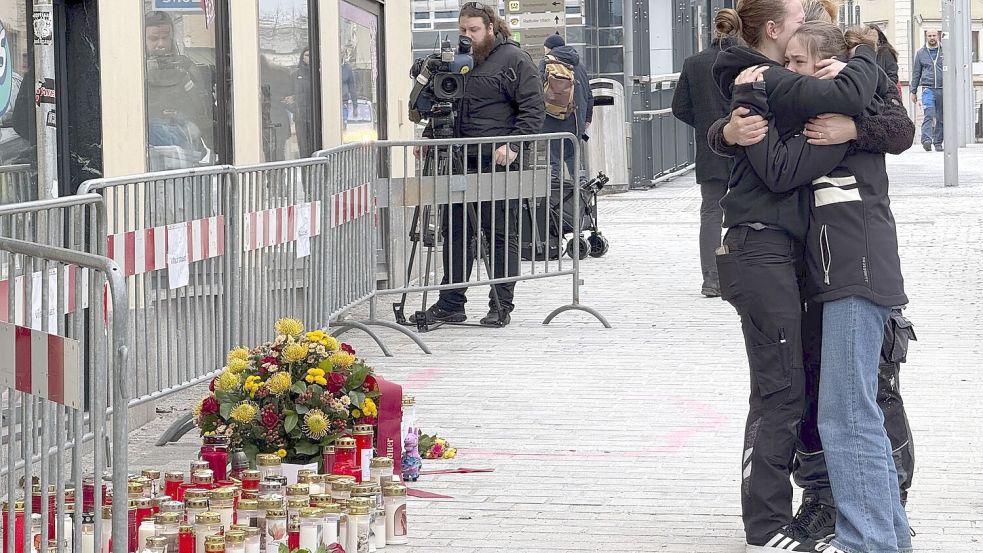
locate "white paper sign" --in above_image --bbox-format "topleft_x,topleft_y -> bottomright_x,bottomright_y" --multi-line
167,223 -> 190,289
30,267 -> 59,331
361,448 -> 374,483
296,203 -> 311,259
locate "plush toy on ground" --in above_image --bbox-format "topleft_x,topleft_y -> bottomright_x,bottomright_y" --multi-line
402,429 -> 423,481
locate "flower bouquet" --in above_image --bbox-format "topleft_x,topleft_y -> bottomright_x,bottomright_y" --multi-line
194,318 -> 381,465
418,433 -> 457,460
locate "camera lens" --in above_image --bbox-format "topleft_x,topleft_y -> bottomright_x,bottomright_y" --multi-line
440,78 -> 459,95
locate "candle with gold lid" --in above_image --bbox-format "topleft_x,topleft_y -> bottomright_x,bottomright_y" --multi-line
383,484 -> 408,544
210,487 -> 236,529
185,497 -> 209,526
333,438 -> 358,477
255,454 -> 282,480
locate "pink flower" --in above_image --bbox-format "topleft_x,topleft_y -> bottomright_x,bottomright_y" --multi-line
201,396 -> 220,416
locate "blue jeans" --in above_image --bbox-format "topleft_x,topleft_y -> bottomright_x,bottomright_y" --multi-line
819,296 -> 913,553
921,88 -> 943,146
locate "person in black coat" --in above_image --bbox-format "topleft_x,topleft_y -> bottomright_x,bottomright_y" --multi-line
412,1 -> 545,328
672,33 -> 739,297
293,48 -> 315,158
539,34 -> 594,184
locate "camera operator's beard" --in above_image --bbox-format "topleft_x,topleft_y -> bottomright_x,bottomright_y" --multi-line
472,33 -> 497,66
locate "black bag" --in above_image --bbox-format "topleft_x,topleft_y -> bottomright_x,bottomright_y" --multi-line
519,179 -> 590,261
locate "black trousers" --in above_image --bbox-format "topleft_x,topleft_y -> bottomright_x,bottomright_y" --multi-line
794,308 -> 916,505
716,226 -> 819,544
435,199 -> 521,313
699,181 -> 727,285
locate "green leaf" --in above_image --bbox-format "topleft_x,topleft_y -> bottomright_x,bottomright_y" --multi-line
291,380 -> 307,394
318,358 -> 333,372
279,544 -> 289,553
284,413 -> 298,433
349,390 -> 366,408
365,390 -> 381,399
242,443 -> 260,465
219,402 -> 232,420
295,404 -> 310,414
309,384 -> 324,396
346,364 -> 372,390
294,442 -> 320,456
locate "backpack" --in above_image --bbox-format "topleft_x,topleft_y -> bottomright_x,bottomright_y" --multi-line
543,55 -> 576,120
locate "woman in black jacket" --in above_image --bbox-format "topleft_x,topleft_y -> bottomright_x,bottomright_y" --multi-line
735,22 -> 914,553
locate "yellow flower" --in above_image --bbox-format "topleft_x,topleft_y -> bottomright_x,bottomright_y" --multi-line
227,358 -> 250,374
229,401 -> 258,424
361,397 -> 378,417
352,409 -> 362,418
244,375 -> 263,396
306,330 -> 340,351
274,318 -> 304,337
281,341 -> 309,364
305,368 -> 327,386
191,397 -> 204,424
227,347 -> 250,363
215,370 -> 242,392
276,449 -> 287,458
329,351 -> 356,369
265,371 -> 292,395
442,448 -> 457,459
302,409 -> 330,440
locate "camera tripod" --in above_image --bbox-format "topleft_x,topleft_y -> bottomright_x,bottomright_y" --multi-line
393,145 -> 508,331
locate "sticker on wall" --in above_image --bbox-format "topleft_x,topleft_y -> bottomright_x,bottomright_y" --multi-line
46,109 -> 56,129
35,78 -> 55,106
0,22 -> 10,118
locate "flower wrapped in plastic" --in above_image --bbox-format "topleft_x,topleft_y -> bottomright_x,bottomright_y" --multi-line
195,319 -> 381,465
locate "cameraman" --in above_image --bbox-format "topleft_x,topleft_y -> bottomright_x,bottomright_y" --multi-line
416,1 -> 545,327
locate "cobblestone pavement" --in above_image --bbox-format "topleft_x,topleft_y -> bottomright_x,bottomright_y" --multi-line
128,144 -> 983,552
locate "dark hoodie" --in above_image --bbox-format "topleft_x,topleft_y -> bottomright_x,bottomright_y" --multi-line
709,44 -> 880,240
539,45 -> 594,136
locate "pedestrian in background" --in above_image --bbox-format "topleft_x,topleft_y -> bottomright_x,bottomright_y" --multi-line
671,29 -> 738,297
539,33 -> 593,185
912,30 -> 944,151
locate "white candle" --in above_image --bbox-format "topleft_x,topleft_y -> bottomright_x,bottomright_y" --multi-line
299,526 -> 319,551
137,520 -> 156,552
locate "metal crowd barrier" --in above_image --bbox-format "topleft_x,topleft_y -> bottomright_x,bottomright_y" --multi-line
365,133 -> 610,329
0,226 -> 129,553
631,73 -> 697,188
0,165 -> 35,206
77,167 -> 235,408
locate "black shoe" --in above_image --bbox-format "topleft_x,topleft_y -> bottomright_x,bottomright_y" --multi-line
935,144 -> 944,152
479,308 -> 511,327
409,305 -> 466,324
922,142 -> 932,151
746,524 -> 828,552
792,498 -> 836,542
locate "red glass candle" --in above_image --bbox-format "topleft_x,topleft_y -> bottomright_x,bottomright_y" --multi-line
352,425 -> 374,473
332,437 -> 358,478
135,498 -> 153,529
240,470 -> 261,492
81,475 -> 96,514
287,520 -> 300,550
191,470 -> 217,491
178,525 -> 195,553
201,436 -> 230,482
321,446 -> 336,474
127,500 -> 138,553
176,482 -> 198,502
164,472 -> 184,500
1,501 -> 25,553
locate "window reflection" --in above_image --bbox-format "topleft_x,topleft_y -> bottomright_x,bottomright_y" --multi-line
0,1 -> 37,204
258,0 -> 315,160
340,1 -> 381,143
143,5 -> 219,170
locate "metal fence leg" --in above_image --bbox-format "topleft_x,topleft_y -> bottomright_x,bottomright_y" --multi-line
155,413 -> 196,446
543,304 -> 612,328
328,321 -> 393,357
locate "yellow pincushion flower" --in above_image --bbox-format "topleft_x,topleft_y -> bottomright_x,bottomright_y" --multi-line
227,347 -> 250,363
215,370 -> 242,392
265,371 -> 292,395
305,368 -> 328,386
361,397 -> 378,417
329,351 -> 356,369
306,330 -> 340,351
281,341 -> 309,364
274,318 -> 304,337
302,409 -> 330,440
244,375 -> 263,396
230,401 -> 258,424
276,449 -> 287,458
191,397 -> 204,424
227,358 -> 250,374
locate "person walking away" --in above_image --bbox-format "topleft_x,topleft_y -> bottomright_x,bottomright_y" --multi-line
672,30 -> 739,297
911,30 -> 944,151
539,33 -> 593,185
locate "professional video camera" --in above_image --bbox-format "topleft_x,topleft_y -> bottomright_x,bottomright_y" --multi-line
408,36 -> 474,138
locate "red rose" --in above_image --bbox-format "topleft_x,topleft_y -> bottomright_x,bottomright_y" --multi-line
362,375 -> 377,392
208,378 -> 216,392
327,372 -> 346,393
341,343 -> 355,355
261,409 -> 280,429
201,396 -> 220,416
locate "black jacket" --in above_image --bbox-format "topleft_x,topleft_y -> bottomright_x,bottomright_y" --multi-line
737,81 -> 909,307
877,46 -> 899,85
709,44 -> 879,240
672,37 -> 738,185
459,33 -> 545,144
539,45 -> 594,136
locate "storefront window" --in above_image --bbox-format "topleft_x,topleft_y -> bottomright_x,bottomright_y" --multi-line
258,0 -> 315,160
0,1 -> 37,204
340,0 -> 383,143
143,2 -> 220,171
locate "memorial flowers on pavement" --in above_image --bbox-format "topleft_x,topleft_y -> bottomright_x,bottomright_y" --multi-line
194,318 -> 381,464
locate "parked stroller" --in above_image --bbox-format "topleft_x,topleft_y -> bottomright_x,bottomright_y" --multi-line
520,172 -> 610,261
